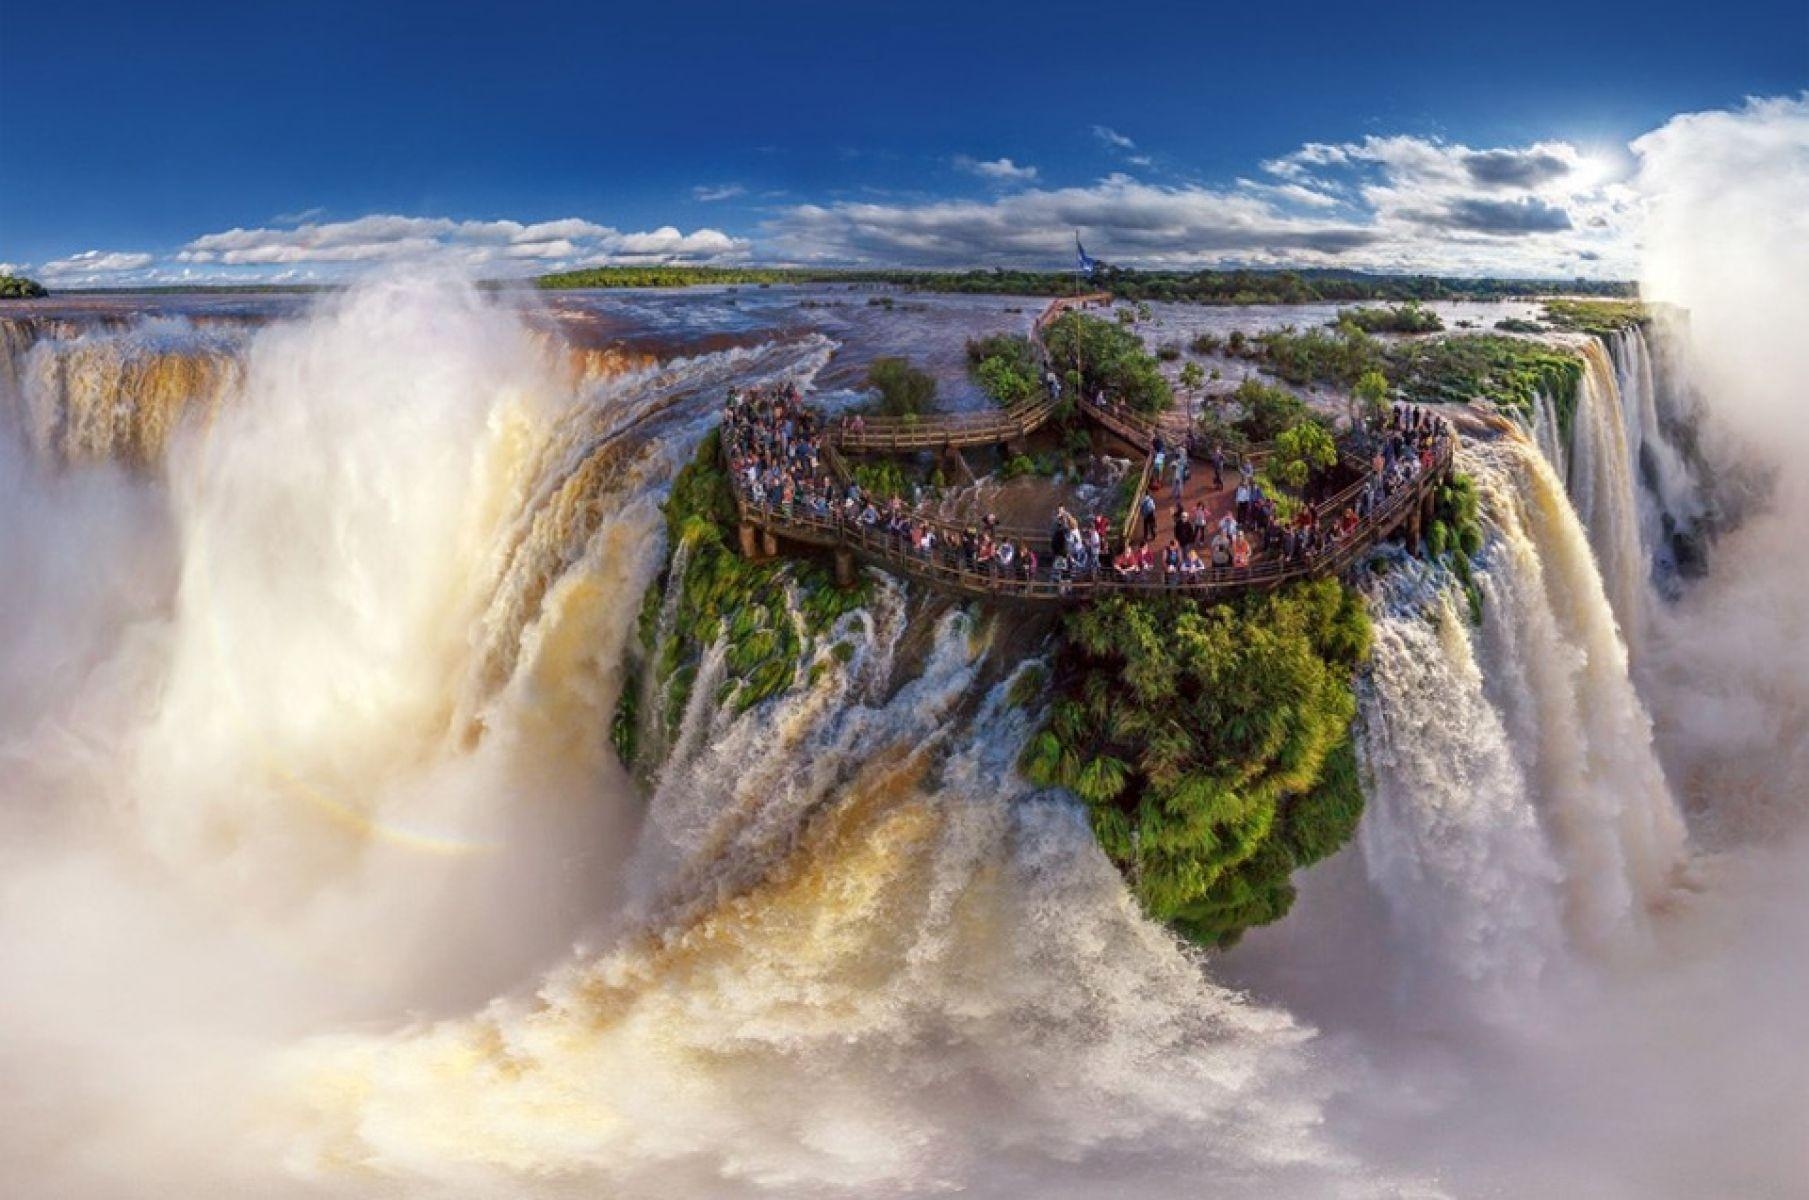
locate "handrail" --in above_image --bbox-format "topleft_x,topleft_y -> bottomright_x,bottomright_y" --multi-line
829,291 -> 1108,454
732,435 -> 1453,604
736,287 -> 1454,604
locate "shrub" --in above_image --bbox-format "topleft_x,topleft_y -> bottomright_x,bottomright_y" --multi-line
867,356 -> 938,416
1022,580 -> 1371,947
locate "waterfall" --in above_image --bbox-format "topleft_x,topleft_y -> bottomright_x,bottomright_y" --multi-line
278,611 -> 1347,1196
1529,385 -> 1567,481
1567,339 -> 1650,655
1,276 -> 1367,1198
4,319 -> 247,466
1607,326 -> 1708,589
1358,558 -> 1565,1018
1361,429 -> 1686,975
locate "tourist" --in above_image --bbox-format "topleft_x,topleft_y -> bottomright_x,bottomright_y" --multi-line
1211,528 -> 1231,568
1139,492 -> 1158,542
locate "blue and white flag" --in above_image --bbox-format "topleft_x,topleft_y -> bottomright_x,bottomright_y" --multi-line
1075,232 -> 1097,276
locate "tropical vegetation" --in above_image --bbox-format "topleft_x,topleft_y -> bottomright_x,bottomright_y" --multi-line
1040,311 -> 1172,414
1540,298 -> 1649,336
865,356 -> 939,417
964,332 -> 1042,408
1336,302 -> 1444,334
0,274 -> 47,299
613,432 -> 870,769
1021,581 -> 1371,946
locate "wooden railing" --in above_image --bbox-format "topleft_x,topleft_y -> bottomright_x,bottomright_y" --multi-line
733,435 -> 1452,605
828,291 -> 1112,455
831,393 -> 1059,453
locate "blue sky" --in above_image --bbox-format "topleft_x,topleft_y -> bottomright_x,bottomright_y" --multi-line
2,0 -> 1802,285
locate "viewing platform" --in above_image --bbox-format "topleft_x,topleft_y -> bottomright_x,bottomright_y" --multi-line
731,438 -> 1450,604
727,293 -> 1455,605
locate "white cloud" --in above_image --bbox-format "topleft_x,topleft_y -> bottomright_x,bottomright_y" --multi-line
1092,125 -> 1136,151
272,206 -> 327,226
767,175 -> 1383,269
956,156 -> 1040,184
692,183 -> 747,202
36,250 -> 157,284
769,127 -> 1641,277
173,214 -> 749,273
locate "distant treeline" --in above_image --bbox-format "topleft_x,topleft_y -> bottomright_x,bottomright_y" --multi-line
536,263 -> 1635,303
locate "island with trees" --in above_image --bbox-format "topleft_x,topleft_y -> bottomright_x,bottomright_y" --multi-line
0,274 -> 47,299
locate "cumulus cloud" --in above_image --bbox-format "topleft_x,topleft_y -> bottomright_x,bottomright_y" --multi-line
766,174 -> 1382,269
1421,195 -> 1575,235
35,250 -> 157,284
691,184 -> 746,202
766,126 -> 1638,276
173,214 -> 749,273
955,156 -> 1040,184
1463,148 -> 1574,188
1260,132 -> 1633,270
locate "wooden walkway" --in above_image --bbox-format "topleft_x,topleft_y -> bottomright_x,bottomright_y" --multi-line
828,291 -> 1111,453
730,292 -> 1454,605
734,442 -> 1452,606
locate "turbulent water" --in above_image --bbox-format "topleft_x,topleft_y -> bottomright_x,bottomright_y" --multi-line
1358,427 -> 1686,1010
2,171 -> 1805,1200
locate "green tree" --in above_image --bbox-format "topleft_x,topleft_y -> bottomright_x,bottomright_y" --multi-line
866,356 -> 938,417
0,274 -> 47,299
1021,582 -> 1371,946
964,332 -> 1041,409
1230,378 -> 1309,442
1353,368 -> 1391,430
1178,360 -> 1205,397
1041,311 -> 1173,415
1268,419 -> 1339,491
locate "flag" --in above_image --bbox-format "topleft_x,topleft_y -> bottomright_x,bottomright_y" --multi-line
1075,232 -> 1097,276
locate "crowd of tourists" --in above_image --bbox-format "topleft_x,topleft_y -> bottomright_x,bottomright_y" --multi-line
722,384 -> 1452,592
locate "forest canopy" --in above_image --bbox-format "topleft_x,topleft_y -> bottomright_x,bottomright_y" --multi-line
1022,581 -> 1372,947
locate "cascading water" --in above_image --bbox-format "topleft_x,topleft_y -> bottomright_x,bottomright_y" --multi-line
1359,426 -> 1687,986
1,194 -> 1800,1197
1567,339 -> 1651,656
3,318 -> 247,466
1528,385 -> 1568,481
0,276 -> 1362,1199
1357,555 -> 1565,1020
280,606 -> 1349,1198
1605,326 -> 1708,589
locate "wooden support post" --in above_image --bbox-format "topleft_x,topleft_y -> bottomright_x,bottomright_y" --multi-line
834,546 -> 856,588
738,522 -> 760,560
1405,500 -> 1423,556
761,529 -> 779,559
